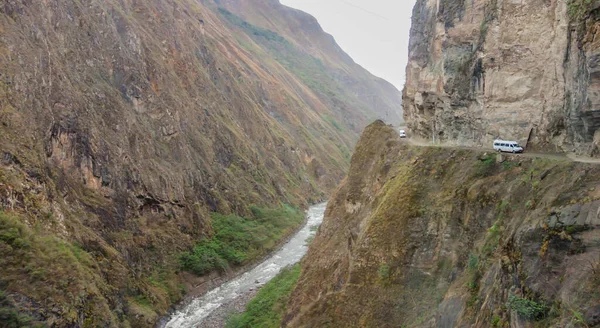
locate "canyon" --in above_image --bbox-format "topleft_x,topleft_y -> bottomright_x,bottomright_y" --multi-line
284,120 -> 600,327
281,3 -> 600,326
0,0 -> 401,326
5,0 -> 600,327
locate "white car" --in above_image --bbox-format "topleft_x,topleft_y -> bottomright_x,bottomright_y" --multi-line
493,140 -> 523,153
399,130 -> 407,138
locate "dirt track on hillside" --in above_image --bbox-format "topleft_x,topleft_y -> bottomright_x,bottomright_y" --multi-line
397,131 -> 600,164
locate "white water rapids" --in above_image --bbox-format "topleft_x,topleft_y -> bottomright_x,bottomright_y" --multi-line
163,202 -> 327,328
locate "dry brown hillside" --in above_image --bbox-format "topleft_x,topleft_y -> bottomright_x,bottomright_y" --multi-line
0,0 -> 401,326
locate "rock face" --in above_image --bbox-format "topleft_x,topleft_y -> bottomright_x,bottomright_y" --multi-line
284,121 -> 600,327
403,0 -> 600,155
0,0 -> 401,326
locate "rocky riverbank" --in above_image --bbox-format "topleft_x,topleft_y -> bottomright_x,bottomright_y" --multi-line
199,289 -> 258,328
162,203 -> 326,328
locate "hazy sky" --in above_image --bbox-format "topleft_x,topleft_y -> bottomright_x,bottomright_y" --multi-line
280,0 -> 416,91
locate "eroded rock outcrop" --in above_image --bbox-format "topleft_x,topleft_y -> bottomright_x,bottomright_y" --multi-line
403,0 -> 600,155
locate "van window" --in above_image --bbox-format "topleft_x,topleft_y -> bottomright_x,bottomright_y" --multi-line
494,143 -> 499,146
501,143 -> 505,147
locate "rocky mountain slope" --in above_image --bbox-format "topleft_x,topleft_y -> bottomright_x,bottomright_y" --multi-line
0,0 -> 401,326
403,0 -> 600,156
284,121 -> 600,327
214,0 -> 403,127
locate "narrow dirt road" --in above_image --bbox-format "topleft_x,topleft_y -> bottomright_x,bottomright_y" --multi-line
397,130 -> 600,164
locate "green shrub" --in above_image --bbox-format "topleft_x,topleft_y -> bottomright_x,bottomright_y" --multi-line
568,0 -> 593,20
467,295 -> 478,308
507,295 -> 548,321
0,214 -> 31,249
0,289 -> 41,328
226,264 -> 301,328
476,154 -> 497,177
466,281 -> 478,292
468,253 -> 478,270
180,205 -> 303,275
502,161 -> 517,170
491,315 -> 501,326
0,211 -> 104,326
377,264 -> 391,282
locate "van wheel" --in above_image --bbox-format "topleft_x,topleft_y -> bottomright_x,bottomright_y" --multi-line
512,150 -> 516,154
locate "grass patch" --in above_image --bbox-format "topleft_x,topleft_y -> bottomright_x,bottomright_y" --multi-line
218,8 -> 286,43
304,235 -> 315,246
570,308 -> 586,326
482,221 -> 502,257
0,211 -> 113,326
324,115 -> 343,132
465,254 -> 481,308
502,160 -> 517,171
468,253 -> 479,270
377,263 -> 391,284
465,201 -> 508,308
568,0 -> 593,20
491,315 -> 501,327
145,268 -> 184,304
226,264 -> 301,328
180,205 -> 304,275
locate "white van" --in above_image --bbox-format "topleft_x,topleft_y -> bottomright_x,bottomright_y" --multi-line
399,130 -> 407,138
493,140 -> 523,153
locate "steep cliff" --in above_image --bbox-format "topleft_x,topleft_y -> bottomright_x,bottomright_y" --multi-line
285,121 -> 600,327
403,0 -> 600,156
0,0 -> 401,326
214,0 -> 404,126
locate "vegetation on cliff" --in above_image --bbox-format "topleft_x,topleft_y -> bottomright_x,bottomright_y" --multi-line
0,0 -> 401,326
568,0 -> 594,20
180,205 -> 303,275
284,121 -> 600,327
0,211 -> 113,326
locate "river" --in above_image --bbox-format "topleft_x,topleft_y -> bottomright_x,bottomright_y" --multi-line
163,202 -> 327,328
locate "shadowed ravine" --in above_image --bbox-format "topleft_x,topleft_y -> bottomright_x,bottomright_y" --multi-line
161,203 -> 327,328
